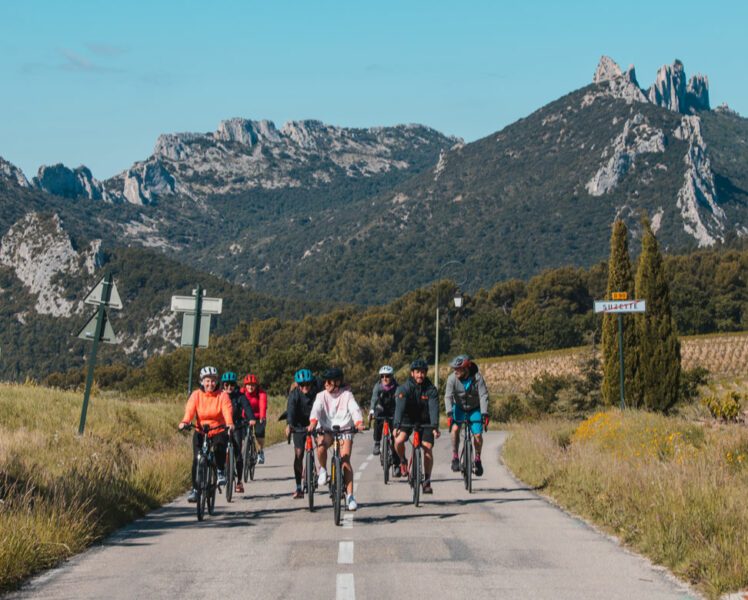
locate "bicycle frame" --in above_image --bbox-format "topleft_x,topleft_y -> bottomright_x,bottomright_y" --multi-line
315,425 -> 356,525
374,416 -> 396,484
453,419 -> 474,493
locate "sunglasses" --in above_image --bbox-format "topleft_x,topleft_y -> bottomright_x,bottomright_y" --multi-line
222,382 -> 236,387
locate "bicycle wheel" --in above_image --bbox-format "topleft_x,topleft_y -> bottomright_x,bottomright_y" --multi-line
464,429 -> 473,493
305,449 -> 315,512
225,442 -> 235,502
207,465 -> 217,515
412,447 -> 421,507
196,458 -> 207,521
242,430 -> 251,482
333,455 -> 343,526
248,437 -> 257,481
382,435 -> 390,485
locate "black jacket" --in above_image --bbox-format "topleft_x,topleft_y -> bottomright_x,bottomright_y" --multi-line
394,376 -> 439,427
228,388 -> 256,424
370,378 -> 399,416
286,379 -> 322,427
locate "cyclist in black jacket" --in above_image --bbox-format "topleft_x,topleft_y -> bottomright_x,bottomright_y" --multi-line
221,371 -> 257,494
393,359 -> 440,494
368,365 -> 398,456
285,368 -> 322,498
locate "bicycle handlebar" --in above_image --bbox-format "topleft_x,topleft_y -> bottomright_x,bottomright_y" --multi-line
179,423 -> 229,434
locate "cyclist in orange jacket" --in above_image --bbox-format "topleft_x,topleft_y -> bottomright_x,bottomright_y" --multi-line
178,366 -> 234,502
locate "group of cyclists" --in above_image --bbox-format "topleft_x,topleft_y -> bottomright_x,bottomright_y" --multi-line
178,354 -> 490,512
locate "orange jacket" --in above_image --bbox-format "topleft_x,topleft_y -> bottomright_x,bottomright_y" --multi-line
182,389 -> 233,436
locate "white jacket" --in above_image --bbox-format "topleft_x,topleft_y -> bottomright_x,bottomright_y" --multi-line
310,386 -> 364,430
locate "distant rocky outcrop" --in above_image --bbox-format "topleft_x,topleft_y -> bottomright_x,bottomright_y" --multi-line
0,157 -> 29,187
103,119 -> 460,204
587,56 -> 710,114
31,164 -> 112,202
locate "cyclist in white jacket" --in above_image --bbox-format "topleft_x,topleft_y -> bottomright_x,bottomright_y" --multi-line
308,367 -> 365,511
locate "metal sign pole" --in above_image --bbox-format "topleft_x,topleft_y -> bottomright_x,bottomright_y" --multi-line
617,312 -> 625,410
78,268 -> 112,435
186,284 -> 202,395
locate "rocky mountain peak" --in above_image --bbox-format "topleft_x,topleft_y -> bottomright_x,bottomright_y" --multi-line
215,118 -> 281,146
31,163 -> 112,202
0,156 -> 29,187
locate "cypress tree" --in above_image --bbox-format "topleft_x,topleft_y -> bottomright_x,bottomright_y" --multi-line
602,220 -> 640,407
635,217 -> 681,412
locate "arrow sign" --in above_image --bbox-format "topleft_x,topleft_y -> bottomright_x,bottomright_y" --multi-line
84,276 -> 123,309
76,309 -> 117,343
594,300 -> 646,313
171,295 -> 222,314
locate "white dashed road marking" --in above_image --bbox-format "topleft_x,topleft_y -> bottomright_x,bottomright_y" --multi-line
338,541 -> 354,564
336,573 -> 355,600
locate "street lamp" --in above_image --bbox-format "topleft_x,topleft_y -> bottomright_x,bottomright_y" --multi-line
434,261 -> 465,391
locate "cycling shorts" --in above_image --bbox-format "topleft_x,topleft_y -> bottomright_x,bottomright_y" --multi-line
397,425 -> 435,445
254,421 -> 266,438
292,431 -> 309,449
453,406 -> 483,435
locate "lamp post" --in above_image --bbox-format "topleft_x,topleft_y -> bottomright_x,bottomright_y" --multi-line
434,261 -> 465,391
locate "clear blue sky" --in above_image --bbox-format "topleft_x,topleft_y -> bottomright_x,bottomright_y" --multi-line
2,0 -> 746,180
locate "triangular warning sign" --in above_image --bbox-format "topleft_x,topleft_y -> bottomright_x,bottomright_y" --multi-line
76,309 -> 117,344
83,277 -> 123,309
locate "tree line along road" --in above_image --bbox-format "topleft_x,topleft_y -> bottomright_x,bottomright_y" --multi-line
5,431 -> 702,600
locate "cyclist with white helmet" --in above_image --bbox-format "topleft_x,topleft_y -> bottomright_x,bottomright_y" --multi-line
444,354 -> 490,476
285,368 -> 323,498
178,366 -> 235,502
369,365 -> 399,456
308,367 -> 365,511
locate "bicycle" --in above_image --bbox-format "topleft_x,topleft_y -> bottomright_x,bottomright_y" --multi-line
374,415 -> 396,484
315,425 -> 357,526
288,426 -> 318,512
400,423 -> 434,507
242,422 -> 258,483
181,423 -> 227,521
453,417 -> 483,493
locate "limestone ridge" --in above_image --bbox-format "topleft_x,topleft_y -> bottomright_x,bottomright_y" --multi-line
31,164 -> 113,203
0,157 -> 30,187
590,56 -> 710,114
0,212 -> 103,318
102,119 -> 461,204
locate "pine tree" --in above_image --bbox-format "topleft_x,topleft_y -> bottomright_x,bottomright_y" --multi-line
602,220 -> 640,407
635,217 -> 681,412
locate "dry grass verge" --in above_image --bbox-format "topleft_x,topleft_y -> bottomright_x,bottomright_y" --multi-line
502,410 -> 748,600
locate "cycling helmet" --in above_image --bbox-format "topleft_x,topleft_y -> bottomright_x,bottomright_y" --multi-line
378,365 -> 394,376
199,366 -> 218,380
409,359 -> 428,371
221,371 -> 237,383
294,369 -> 314,384
321,367 -> 343,381
449,354 -> 472,369
243,374 -> 259,385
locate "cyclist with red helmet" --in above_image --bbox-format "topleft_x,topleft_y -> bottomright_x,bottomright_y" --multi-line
444,354 -> 490,476
221,371 -> 257,494
393,359 -> 440,494
241,374 -> 268,463
178,366 -> 234,502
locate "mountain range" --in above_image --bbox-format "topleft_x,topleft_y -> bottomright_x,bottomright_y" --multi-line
0,55 -> 746,378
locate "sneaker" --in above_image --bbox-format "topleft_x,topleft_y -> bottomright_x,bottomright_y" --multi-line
451,456 -> 460,472
317,467 -> 328,486
422,481 -> 433,494
258,451 -> 265,464
187,488 -> 197,503
236,482 -> 244,493
347,494 -> 358,511
372,442 -> 381,455
217,469 -> 227,486
474,457 -> 483,477
399,459 -> 408,478
293,486 -> 304,499
393,464 -> 402,477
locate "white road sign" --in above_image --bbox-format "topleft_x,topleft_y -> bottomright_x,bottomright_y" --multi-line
594,300 -> 646,313
170,295 -> 223,314
83,277 -> 123,309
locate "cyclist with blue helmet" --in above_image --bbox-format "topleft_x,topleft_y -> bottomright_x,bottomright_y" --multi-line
369,365 -> 398,456
393,359 -> 440,494
444,354 -> 490,476
285,368 -> 322,498
222,371 -> 257,494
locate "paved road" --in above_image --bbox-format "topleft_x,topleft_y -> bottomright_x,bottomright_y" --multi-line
7,431 -> 702,600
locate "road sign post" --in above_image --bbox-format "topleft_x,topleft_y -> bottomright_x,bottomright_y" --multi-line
171,287 -> 222,395
594,294 -> 646,411
77,268 -> 121,435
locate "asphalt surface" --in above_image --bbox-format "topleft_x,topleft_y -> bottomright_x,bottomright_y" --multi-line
6,431 -> 703,600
